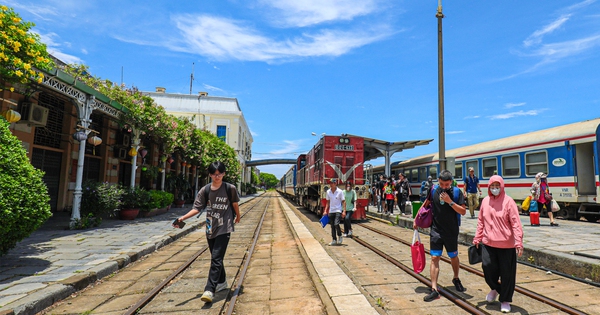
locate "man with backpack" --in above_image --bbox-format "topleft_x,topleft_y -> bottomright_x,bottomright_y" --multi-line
396,173 -> 412,215
173,161 -> 241,304
464,167 -> 482,219
415,170 -> 467,302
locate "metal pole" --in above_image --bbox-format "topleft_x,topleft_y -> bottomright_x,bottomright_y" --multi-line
436,1 -> 446,172
130,129 -> 140,188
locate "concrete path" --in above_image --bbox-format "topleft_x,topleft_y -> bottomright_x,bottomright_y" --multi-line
0,193 -> 261,315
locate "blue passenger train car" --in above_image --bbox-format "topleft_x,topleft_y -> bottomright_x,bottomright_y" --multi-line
372,118 -> 600,221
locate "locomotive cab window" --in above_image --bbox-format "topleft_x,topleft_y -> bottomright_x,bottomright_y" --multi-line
525,151 -> 548,176
482,158 -> 497,178
502,155 -> 520,177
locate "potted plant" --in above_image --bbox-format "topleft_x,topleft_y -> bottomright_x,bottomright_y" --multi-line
142,190 -> 174,217
119,186 -> 151,220
165,173 -> 191,208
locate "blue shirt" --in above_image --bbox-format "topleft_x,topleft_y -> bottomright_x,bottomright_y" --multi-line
464,175 -> 479,193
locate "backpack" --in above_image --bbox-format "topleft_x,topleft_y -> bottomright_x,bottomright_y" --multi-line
431,185 -> 462,226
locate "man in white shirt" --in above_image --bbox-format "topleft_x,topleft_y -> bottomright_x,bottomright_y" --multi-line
323,178 -> 346,245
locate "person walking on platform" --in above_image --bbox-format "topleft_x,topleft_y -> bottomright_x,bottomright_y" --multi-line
378,175 -> 387,213
532,172 -> 558,226
343,182 -> 357,237
415,170 -> 467,302
473,175 -> 523,313
383,178 -> 395,215
396,173 -> 412,215
324,178 -> 346,245
420,176 -> 433,202
173,161 -> 241,304
463,167 -> 481,219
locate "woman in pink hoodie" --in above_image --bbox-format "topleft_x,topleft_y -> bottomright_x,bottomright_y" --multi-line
473,175 -> 523,313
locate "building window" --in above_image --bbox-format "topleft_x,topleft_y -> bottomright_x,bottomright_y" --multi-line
502,155 -> 520,177
482,158 -> 497,178
525,151 -> 548,176
217,125 -> 226,142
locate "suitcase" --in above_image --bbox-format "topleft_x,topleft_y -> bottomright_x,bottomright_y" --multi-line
530,211 -> 540,226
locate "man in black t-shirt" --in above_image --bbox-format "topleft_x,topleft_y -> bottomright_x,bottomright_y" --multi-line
395,173 -> 412,215
415,170 -> 467,302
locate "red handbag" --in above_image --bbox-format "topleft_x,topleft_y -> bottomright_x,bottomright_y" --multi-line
411,230 -> 426,273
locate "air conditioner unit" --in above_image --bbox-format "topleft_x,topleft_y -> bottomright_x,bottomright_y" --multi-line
20,103 -> 49,127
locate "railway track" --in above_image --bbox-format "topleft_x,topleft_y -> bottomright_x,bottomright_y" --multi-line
352,219 -> 595,314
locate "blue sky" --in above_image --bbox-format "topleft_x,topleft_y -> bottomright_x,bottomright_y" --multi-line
10,0 -> 600,178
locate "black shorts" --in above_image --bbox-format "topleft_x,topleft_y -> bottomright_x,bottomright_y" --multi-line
430,233 -> 459,258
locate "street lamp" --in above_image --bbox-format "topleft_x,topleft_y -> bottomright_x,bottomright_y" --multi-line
436,0 -> 447,171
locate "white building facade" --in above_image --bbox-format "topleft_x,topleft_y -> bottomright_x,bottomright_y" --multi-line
145,88 -> 253,188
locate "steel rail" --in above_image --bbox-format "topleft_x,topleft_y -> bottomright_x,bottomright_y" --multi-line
352,236 -> 489,315
357,222 -> 588,315
122,195 -> 265,315
223,197 -> 271,315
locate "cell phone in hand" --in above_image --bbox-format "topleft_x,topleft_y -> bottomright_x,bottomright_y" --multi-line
173,218 -> 186,229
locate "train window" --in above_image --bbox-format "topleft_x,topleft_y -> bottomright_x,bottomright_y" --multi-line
454,164 -> 463,180
466,160 -> 479,177
411,169 -> 418,182
502,155 -> 520,177
419,167 -> 427,181
482,158 -> 497,178
525,151 -> 548,176
429,166 -> 437,179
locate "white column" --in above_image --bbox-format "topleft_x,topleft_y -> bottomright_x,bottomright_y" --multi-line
71,95 -> 96,227
130,129 -> 141,188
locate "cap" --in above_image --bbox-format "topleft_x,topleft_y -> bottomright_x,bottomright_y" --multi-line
535,172 -> 544,179
427,176 -> 432,180
330,178 -> 338,184
468,167 -> 474,172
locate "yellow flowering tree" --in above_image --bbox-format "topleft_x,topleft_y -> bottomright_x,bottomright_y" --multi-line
0,5 -> 54,90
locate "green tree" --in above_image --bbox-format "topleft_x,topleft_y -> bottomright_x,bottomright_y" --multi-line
0,118 -> 51,255
259,173 -> 279,189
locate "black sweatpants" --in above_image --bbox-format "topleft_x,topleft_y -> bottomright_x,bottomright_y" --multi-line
205,233 -> 230,293
328,212 -> 342,240
482,245 -> 517,303
343,211 -> 354,233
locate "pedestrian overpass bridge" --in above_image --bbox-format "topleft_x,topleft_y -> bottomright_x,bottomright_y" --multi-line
245,159 -> 296,167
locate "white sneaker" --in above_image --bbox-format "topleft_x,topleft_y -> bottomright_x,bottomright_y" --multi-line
338,235 -> 343,245
486,289 -> 498,302
216,281 -> 228,292
329,240 -> 337,246
201,290 -> 214,303
348,230 -> 353,236
500,302 -> 511,313
342,233 -> 348,237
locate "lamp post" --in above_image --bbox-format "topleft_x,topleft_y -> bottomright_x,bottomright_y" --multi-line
436,0 -> 447,172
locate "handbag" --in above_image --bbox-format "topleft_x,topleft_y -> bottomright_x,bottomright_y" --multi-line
544,192 -> 553,202
411,230 -> 426,273
320,215 -> 329,228
468,244 -> 482,264
414,203 -> 432,228
521,196 -> 531,211
551,199 -> 560,212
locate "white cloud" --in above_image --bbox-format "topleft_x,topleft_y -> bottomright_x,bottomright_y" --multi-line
463,115 -> 480,119
523,14 -> 570,47
446,131 -> 464,135
202,84 -> 224,92
81,48 -> 88,55
37,32 -> 83,64
504,102 -> 525,109
270,140 -> 301,155
488,109 -> 546,120
258,0 -> 381,27
169,14 -> 392,63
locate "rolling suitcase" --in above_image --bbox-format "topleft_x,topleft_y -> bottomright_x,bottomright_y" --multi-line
529,211 -> 540,226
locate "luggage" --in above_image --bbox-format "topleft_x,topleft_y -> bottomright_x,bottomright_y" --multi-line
530,211 -> 540,226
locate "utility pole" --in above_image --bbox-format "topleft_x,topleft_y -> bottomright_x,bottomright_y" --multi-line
437,0 -> 446,172
189,62 -> 195,95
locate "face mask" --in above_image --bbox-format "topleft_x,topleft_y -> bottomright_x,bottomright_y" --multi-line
490,188 -> 501,196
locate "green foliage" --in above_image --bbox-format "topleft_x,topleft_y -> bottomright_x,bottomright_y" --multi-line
71,213 -> 102,230
0,5 -> 54,87
259,172 -> 279,189
165,173 -> 192,201
120,186 -> 152,211
81,181 -> 123,218
141,165 -> 159,180
149,190 -> 173,209
0,118 -> 51,256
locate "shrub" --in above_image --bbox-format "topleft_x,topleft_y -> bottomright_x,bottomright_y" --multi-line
0,118 -> 52,256
121,186 -> 152,211
71,213 -> 102,229
149,190 -> 175,209
81,181 -> 122,218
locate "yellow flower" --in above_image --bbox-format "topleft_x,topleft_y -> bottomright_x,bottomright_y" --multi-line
9,87 -> 14,92
26,37 -> 35,44
12,17 -> 20,24
15,70 -> 22,77
23,63 -> 31,70
37,77 -> 43,84
1,5 -> 7,11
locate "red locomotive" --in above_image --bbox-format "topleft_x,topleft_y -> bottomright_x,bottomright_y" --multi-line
295,134 -> 369,219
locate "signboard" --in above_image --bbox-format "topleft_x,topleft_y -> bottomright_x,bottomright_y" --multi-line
335,145 -> 354,151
